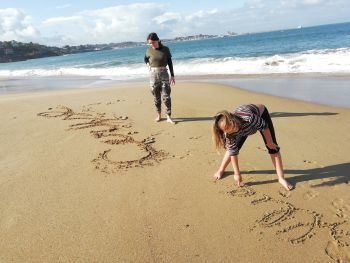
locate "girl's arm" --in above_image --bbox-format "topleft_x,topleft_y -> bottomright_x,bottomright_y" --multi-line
213,151 -> 231,180
230,155 -> 240,176
214,152 -> 243,186
231,155 -> 243,186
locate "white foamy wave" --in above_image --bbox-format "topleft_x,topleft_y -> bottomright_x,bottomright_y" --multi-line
174,48 -> 350,75
0,64 -> 149,80
1,48 -> 350,78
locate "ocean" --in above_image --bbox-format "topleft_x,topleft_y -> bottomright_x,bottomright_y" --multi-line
1,22 -> 350,107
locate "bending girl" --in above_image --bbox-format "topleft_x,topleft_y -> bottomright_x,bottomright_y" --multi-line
212,104 -> 293,191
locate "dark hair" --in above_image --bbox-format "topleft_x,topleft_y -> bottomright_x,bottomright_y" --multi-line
147,32 -> 160,41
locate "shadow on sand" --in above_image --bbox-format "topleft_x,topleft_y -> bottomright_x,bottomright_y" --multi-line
270,112 -> 338,118
243,162 -> 350,188
173,111 -> 338,123
174,117 -> 214,123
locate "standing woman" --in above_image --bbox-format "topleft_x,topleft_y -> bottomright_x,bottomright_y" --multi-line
144,32 -> 175,124
212,104 -> 293,191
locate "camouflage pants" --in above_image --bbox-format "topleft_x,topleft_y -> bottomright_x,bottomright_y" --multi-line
149,68 -> 171,115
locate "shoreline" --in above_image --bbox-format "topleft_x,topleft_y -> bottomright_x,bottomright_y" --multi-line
1,73 -> 350,109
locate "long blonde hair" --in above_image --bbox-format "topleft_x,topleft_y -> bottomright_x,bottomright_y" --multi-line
212,110 -> 243,150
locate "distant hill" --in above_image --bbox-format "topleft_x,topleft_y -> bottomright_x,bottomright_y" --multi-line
0,41 -> 65,63
0,40 -> 144,63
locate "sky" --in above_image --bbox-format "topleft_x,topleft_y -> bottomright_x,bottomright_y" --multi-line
0,0 -> 349,46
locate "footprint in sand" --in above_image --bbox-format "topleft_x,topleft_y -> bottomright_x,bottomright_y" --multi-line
302,189 -> 319,201
326,221 -> 350,263
325,240 -> 350,263
38,105 -> 168,173
331,198 -> 350,219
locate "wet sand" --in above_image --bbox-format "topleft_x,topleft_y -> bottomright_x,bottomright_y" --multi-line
0,82 -> 349,262
2,74 -> 350,109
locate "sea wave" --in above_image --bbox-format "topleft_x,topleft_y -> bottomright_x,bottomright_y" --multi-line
1,48 -> 349,79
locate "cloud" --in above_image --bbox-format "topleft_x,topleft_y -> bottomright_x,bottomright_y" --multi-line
2,1 -> 350,46
185,9 -> 218,21
0,8 -> 39,42
41,3 -> 168,45
40,4 -> 224,45
153,12 -> 181,25
42,16 -> 82,26
55,4 -> 72,9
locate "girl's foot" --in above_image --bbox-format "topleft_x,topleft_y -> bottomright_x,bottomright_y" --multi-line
278,178 -> 294,191
155,114 -> 161,122
166,115 -> 176,124
234,174 -> 243,187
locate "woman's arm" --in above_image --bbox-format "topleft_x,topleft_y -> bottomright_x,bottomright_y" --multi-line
167,57 -> 175,85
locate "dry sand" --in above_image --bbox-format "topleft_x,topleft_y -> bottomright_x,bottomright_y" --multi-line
0,82 -> 349,263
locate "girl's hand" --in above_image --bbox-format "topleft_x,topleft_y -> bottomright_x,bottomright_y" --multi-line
234,174 -> 243,187
170,76 -> 175,85
213,171 -> 223,180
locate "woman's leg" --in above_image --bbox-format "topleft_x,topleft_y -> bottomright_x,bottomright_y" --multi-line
150,72 -> 162,121
160,70 -> 174,123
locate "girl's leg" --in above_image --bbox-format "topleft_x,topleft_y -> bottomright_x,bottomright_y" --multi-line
270,152 -> 293,190
260,108 -> 293,190
260,107 -> 278,147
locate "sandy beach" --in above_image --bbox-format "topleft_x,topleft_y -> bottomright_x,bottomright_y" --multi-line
0,82 -> 349,262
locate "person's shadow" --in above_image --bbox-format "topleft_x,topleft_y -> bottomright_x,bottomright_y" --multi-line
174,117 -> 213,123
242,162 -> 350,188
270,112 -> 338,118
173,111 -> 338,123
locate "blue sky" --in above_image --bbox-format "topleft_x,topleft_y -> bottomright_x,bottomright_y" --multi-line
0,0 -> 349,46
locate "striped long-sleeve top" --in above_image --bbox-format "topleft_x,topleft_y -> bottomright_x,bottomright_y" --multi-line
225,104 -> 268,156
